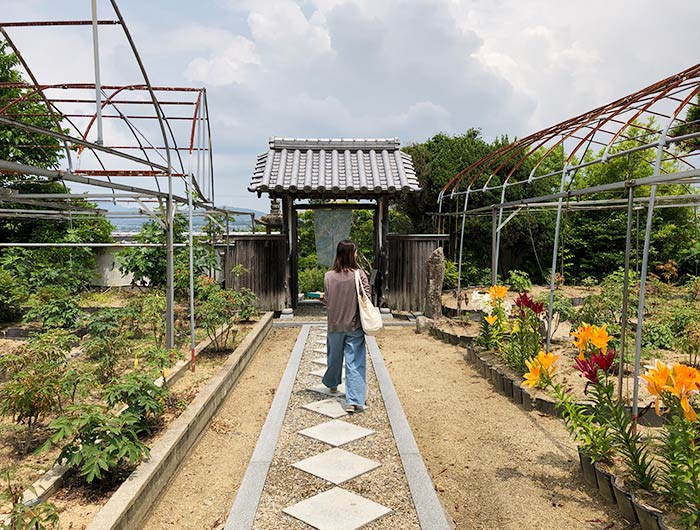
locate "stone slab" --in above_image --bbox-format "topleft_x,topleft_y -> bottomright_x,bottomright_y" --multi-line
312,357 -> 328,366
283,487 -> 390,530
298,419 -> 375,447
292,448 -> 381,485
307,384 -> 345,397
313,347 -> 327,354
309,368 -> 326,377
302,398 -> 347,418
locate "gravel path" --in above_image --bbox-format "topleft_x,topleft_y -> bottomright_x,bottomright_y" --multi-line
252,325 -> 421,528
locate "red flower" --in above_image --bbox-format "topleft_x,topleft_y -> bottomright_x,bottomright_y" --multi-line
514,293 -> 545,316
592,348 -> 615,373
575,357 -> 599,383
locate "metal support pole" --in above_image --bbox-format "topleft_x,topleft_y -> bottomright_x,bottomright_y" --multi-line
91,0 -> 104,145
165,187 -> 175,351
618,186 -> 634,402
188,171 -> 196,372
491,207 -> 497,285
632,130 -> 668,426
546,169 -> 568,352
494,185 -> 507,280
456,191 -> 469,310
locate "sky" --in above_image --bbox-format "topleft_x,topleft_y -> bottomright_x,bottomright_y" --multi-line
3,0 -> 700,212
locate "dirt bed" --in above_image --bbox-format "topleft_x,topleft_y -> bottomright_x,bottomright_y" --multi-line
141,327 -> 300,530
376,327 -> 633,530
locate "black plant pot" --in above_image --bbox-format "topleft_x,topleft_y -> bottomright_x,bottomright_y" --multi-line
504,377 -> 514,399
593,464 -> 616,504
512,384 -> 523,405
578,449 -> 598,489
521,389 -> 533,410
449,333 -> 460,345
633,499 -> 664,530
611,477 -> 638,524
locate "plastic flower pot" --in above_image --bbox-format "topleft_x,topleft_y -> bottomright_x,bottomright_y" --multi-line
633,499 -> 664,530
577,449 -> 598,489
593,463 -> 616,504
459,336 -> 471,347
521,389 -> 533,410
512,384 -> 524,405
503,376 -> 514,399
611,476 -> 638,524
449,333 -> 460,345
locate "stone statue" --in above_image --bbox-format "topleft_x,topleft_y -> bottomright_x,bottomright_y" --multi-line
424,246 -> 445,319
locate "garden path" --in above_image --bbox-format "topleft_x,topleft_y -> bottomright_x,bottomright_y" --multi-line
225,324 -> 450,529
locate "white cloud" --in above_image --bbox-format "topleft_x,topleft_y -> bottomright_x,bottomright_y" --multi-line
185,34 -> 260,86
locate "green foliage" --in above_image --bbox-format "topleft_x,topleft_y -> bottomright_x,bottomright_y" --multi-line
442,260 -> 458,290
39,404 -> 149,484
640,320 -> 675,350
104,371 -> 167,433
23,286 -> 83,329
0,330 -> 74,451
506,269 -> 531,293
299,267 -> 326,293
231,287 -> 258,321
535,290 -> 574,335
502,304 -> 541,372
138,291 -> 166,348
0,267 -> 26,324
658,410 -> 700,527
552,384 -> 613,463
677,323 -> 700,366
82,306 -> 135,383
0,470 -> 59,530
195,280 -> 240,350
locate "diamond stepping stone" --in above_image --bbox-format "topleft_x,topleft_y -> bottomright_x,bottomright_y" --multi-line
313,347 -> 326,354
307,384 -> 345,397
312,357 -> 327,366
309,368 -> 326,377
292,447 -> 381,485
302,398 -> 347,418
298,419 -> 375,447
283,487 -> 390,530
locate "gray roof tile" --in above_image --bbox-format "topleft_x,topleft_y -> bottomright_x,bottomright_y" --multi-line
249,137 -> 420,197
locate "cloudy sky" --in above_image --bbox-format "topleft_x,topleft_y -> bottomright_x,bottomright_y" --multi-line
3,0 -> 700,211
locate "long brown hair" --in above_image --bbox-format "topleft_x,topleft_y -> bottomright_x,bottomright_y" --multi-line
332,240 -> 358,272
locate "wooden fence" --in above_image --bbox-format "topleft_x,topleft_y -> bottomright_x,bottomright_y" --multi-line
224,235 -> 287,311
384,234 -> 448,312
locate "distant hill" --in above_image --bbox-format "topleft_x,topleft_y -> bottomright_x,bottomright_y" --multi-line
101,203 -> 266,232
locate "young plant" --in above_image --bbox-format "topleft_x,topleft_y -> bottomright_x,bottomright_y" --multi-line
104,371 -> 167,433
0,470 -> 59,530
475,285 -> 509,352
23,286 -> 83,329
503,293 -> 544,371
139,291 -> 166,348
506,269 -> 531,293
536,290 -> 574,337
39,404 -> 149,484
677,323 -> 700,367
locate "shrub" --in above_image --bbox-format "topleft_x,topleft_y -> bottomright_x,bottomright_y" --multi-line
138,291 -> 166,348
104,371 -> 167,433
641,321 -> 675,350
231,287 -> 258,321
40,404 -> 149,484
0,470 -> 59,530
23,286 -> 83,329
442,260 -> 458,290
196,286 -> 238,351
0,267 -> 26,324
299,267 -> 326,293
535,290 -> 574,336
506,269 -> 531,293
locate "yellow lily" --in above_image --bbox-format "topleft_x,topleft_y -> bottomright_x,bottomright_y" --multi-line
641,359 -> 672,416
485,314 -> 498,326
571,323 -> 592,355
523,358 -> 542,388
665,363 -> 700,421
536,350 -> 559,376
589,324 -> 611,352
488,285 -> 508,301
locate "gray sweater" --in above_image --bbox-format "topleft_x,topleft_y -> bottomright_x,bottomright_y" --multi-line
323,269 -> 371,332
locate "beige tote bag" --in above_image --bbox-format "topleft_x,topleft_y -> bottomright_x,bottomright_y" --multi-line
354,269 -> 383,335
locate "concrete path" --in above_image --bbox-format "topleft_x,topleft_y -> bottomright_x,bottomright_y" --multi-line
225,324 -> 450,530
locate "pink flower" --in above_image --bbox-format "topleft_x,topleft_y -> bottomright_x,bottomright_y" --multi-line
575,357 -> 599,383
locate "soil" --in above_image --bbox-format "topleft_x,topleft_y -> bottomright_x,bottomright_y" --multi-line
441,285 -> 599,311
141,327 -> 300,530
376,328 -> 634,530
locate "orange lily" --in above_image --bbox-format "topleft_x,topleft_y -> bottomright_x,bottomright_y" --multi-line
641,360 -> 672,415
571,323 -> 592,356
588,324 -> 611,352
523,358 -> 542,388
485,314 -> 498,326
665,363 -> 700,421
536,350 -> 559,376
488,285 -> 508,301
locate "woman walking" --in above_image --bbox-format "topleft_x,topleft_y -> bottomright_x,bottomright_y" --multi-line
322,240 -> 371,413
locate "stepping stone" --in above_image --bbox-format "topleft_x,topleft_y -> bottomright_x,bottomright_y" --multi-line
312,357 -> 327,366
291,448 -> 381,485
307,384 -> 345,397
298,419 -> 375,447
315,339 -> 326,345
313,348 -> 326,355
283,487 -> 391,530
302,398 -> 347,418
309,368 -> 326,377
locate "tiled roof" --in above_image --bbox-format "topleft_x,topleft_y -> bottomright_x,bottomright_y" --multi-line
249,137 -> 420,197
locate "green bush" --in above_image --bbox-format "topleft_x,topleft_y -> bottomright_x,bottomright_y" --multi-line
506,269 -> 532,293
641,321 -> 675,350
104,371 -> 167,433
443,260 -> 458,290
39,404 -> 149,483
299,267 -> 326,293
0,470 -> 59,530
0,267 -> 26,324
23,286 -> 83,329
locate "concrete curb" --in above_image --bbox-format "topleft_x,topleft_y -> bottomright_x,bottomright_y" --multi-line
85,312 -> 275,530
366,336 -> 453,530
224,325 -> 310,529
273,320 -> 415,328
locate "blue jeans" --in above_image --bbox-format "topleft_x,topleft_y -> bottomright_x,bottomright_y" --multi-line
322,329 -> 366,407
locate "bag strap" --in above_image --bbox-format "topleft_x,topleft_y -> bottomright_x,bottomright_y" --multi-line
354,269 -> 366,307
